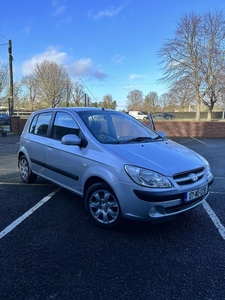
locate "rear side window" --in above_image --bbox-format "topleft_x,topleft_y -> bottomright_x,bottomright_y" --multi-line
29,112 -> 52,136
51,112 -> 79,140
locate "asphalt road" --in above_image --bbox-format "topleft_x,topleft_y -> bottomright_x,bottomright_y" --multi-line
0,134 -> 225,300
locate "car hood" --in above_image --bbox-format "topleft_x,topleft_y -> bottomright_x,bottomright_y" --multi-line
105,140 -> 206,176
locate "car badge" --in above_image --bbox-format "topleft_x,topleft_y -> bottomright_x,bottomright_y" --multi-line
189,173 -> 198,182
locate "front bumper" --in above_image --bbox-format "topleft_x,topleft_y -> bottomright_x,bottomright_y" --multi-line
113,175 -> 214,222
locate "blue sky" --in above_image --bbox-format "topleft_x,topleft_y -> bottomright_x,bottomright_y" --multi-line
0,0 -> 224,110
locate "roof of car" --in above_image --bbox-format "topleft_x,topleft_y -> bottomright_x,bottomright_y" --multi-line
34,107 -> 115,113
65,107 -> 112,112
33,107 -> 121,114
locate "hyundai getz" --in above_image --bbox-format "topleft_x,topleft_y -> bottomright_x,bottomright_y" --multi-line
18,108 -> 214,229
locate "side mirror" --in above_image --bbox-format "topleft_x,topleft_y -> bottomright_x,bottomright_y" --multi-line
61,134 -> 81,146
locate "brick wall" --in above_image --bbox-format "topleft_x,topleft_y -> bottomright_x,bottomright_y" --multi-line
154,121 -> 225,138
11,116 -> 27,135
10,116 -> 225,138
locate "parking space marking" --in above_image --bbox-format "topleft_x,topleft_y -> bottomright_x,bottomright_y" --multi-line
190,137 -> 215,147
0,188 -> 60,239
210,191 -> 225,195
202,200 -> 225,240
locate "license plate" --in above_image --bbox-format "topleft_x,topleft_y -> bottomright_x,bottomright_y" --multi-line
184,185 -> 208,202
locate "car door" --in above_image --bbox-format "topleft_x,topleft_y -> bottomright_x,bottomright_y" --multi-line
45,111 -> 84,193
26,112 -> 53,176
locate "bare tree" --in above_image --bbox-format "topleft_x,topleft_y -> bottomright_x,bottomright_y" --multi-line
158,93 -> 170,111
0,63 -> 9,106
143,92 -> 159,112
70,81 -> 85,106
12,80 -> 23,111
99,94 -> 117,109
158,10 -> 225,121
200,11 -> 225,120
169,80 -> 196,111
33,60 -> 70,108
126,89 -> 143,111
20,75 -> 38,111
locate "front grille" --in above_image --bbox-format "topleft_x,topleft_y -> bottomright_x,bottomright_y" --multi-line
173,168 -> 204,186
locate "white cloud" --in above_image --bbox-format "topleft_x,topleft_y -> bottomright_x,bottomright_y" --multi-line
52,5 -> 66,16
21,49 -> 108,80
88,5 -> 124,20
123,85 -> 134,91
51,0 -> 67,16
68,58 -> 108,80
58,16 -> 72,25
129,74 -> 145,80
21,48 -> 68,75
69,58 -> 92,75
112,54 -> 125,64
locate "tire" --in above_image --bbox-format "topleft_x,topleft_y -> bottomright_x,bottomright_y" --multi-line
19,155 -> 37,184
85,182 -> 123,229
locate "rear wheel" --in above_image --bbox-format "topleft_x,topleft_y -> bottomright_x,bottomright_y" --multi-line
19,155 -> 37,183
85,182 -> 123,229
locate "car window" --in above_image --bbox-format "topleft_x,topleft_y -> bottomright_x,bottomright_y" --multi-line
29,112 -> 52,136
112,115 -> 142,137
90,117 -> 109,134
78,111 -> 159,143
51,112 -> 79,140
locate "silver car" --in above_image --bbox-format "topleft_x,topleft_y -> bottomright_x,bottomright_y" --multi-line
18,107 -> 214,229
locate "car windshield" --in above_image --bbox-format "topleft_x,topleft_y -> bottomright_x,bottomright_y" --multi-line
78,110 -> 162,144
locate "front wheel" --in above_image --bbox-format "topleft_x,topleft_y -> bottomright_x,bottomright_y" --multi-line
85,182 -> 123,229
19,155 -> 37,183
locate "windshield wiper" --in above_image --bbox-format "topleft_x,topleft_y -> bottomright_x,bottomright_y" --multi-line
113,136 -> 164,144
129,137 -> 154,142
114,137 -> 155,144
152,135 -> 164,140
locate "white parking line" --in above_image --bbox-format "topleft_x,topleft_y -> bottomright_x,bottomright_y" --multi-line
0,188 -> 60,239
202,200 -> 225,240
1,188 -> 224,241
190,137 -> 215,147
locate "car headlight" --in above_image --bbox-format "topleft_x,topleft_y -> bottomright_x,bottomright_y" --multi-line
124,165 -> 172,188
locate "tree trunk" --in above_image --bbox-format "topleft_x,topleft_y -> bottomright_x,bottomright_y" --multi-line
207,107 -> 212,121
195,102 -> 201,121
